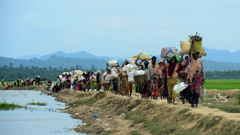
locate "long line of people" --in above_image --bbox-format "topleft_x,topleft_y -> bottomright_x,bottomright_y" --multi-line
2,76 -> 42,89
51,33 -> 206,108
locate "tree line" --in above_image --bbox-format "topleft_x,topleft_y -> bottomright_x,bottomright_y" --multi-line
0,64 -> 102,82
0,64 -> 240,82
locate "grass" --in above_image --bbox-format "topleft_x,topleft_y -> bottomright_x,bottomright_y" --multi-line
204,79 -> 240,90
99,131 -> 114,135
207,105 -> 240,113
129,131 -> 141,135
27,102 -> 47,106
0,102 -> 25,110
238,92 -> 240,105
69,91 -> 106,107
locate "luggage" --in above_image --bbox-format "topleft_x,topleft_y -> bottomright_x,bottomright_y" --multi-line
107,60 -> 119,67
132,52 -> 152,61
173,82 -> 188,94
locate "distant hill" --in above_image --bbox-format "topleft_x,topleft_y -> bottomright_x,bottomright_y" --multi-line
204,48 -> 240,63
17,51 -> 125,60
16,48 -> 240,63
1,55 -> 240,71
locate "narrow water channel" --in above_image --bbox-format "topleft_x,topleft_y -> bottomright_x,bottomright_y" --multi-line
0,90 -> 86,135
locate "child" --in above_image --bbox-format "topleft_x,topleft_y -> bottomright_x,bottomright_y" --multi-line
151,77 -> 158,99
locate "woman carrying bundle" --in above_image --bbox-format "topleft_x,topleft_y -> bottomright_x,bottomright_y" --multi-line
121,60 -> 132,97
163,52 -> 183,104
181,35 -> 205,108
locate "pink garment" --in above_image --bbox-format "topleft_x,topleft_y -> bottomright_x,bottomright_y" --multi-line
187,58 -> 200,82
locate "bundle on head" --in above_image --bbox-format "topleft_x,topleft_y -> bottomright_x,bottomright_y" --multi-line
188,32 -> 203,53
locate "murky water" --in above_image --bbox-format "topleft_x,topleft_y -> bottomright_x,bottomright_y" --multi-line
0,90 -> 86,135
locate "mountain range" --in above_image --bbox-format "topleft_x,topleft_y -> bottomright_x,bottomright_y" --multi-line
0,47 -> 239,71
16,47 -> 240,63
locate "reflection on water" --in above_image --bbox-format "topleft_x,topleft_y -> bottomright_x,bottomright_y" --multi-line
0,90 -> 86,135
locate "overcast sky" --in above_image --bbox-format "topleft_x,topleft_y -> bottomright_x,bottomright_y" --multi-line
0,0 -> 240,58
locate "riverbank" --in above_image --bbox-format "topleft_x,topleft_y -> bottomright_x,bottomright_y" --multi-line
53,89 -> 240,135
2,86 -> 240,135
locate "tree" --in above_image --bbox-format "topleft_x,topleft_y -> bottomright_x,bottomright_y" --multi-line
9,62 -> 13,68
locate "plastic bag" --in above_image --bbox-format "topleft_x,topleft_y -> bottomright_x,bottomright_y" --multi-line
107,60 -> 119,67
127,70 -> 135,83
173,82 -> 188,94
200,86 -> 206,102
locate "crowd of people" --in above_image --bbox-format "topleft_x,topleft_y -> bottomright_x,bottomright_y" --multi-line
1,76 -> 42,89
51,34 -> 206,108
2,34 -> 206,109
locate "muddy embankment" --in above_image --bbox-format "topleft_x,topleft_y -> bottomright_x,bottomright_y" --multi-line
52,89 -> 240,135
2,86 -> 240,135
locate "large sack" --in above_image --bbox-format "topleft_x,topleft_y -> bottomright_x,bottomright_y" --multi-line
161,47 -> 169,58
90,75 -> 97,82
200,86 -> 206,102
122,64 -> 135,72
94,70 -> 101,75
173,82 -> 188,94
180,41 -> 190,55
110,67 -> 119,79
59,75 -> 63,80
101,76 -> 109,84
127,69 -> 135,83
189,35 -> 203,53
107,60 -> 119,67
126,59 -> 135,64
134,70 -> 146,75
132,52 -> 152,61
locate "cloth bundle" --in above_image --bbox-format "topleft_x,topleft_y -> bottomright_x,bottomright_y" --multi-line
107,60 -> 119,67
131,52 -> 152,61
166,47 -> 181,63
180,40 -> 207,58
